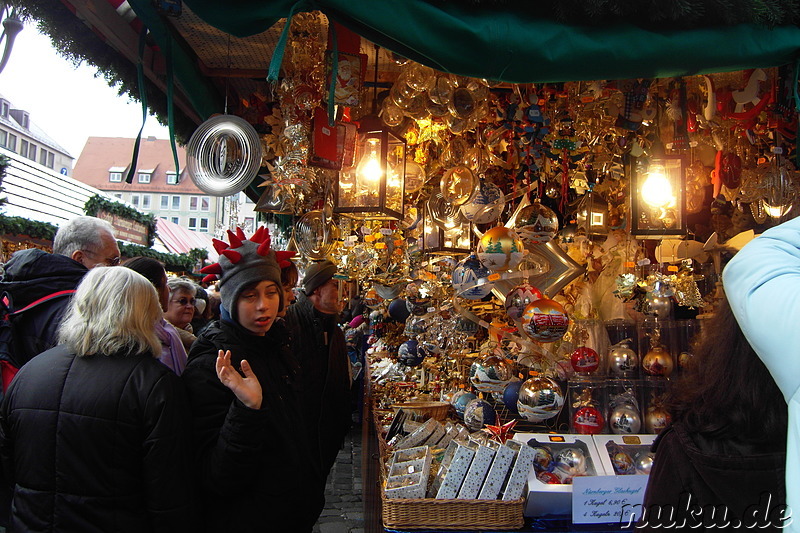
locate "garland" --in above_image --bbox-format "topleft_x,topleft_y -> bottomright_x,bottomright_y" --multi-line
0,214 -> 57,240
84,194 -> 157,247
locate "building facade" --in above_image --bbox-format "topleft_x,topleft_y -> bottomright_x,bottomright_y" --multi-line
0,94 -> 74,177
73,136 -> 257,236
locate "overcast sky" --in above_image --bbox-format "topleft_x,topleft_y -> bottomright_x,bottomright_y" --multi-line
0,24 -> 170,160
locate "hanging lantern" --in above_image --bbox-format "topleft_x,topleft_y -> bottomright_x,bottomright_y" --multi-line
422,202 -> 472,255
630,156 -> 687,237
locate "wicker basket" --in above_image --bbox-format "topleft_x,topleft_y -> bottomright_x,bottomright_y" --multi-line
381,492 -> 525,530
391,400 -> 451,422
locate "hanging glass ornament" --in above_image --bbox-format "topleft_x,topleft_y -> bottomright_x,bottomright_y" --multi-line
515,199 -> 559,248
521,298 -> 570,343
476,226 -> 525,271
460,177 -> 505,224
452,254 -> 494,300
469,354 -> 514,394
463,397 -> 497,430
516,375 -> 564,422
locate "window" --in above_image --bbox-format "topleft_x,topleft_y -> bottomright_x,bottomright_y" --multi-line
0,101 -> 8,118
201,196 -> 210,211
39,149 -> 48,166
113,193 -> 123,199
189,196 -> 198,211
243,217 -> 254,233
160,195 -> 169,209
26,145 -> 35,161
20,140 -> 27,158
171,196 -> 180,210
6,134 -> 15,152
171,217 -> 179,225
199,218 -> 209,232
138,173 -> 151,184
47,153 -> 54,169
0,131 -> 6,148
188,217 -> 197,231
109,172 -> 122,183
141,194 -> 151,210
131,194 -> 140,208
166,172 -> 178,185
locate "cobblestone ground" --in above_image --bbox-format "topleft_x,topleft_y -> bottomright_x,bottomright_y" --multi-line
313,421 -> 365,533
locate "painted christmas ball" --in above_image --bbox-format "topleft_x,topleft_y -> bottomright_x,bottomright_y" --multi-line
573,405 -> 605,434
521,298 -> 570,342
554,447 -> 587,476
645,407 -> 671,434
502,378 -> 524,414
463,398 -> 497,430
517,376 -> 564,422
398,339 -> 424,367
642,345 -> 674,377
514,200 -> 559,247
452,254 -> 494,300
388,298 -> 412,321
608,343 -> 638,377
527,442 -> 554,472
570,347 -> 600,374
460,179 -> 505,224
452,392 -> 478,417
440,165 -> 476,206
469,354 -> 514,394
609,404 -> 642,434
537,471 -> 562,484
635,452 -> 655,474
504,283 -> 543,321
611,451 -> 636,475
476,226 -> 525,272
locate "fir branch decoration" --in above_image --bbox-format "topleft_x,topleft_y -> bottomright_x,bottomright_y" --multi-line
0,214 -> 57,240
83,195 -> 157,247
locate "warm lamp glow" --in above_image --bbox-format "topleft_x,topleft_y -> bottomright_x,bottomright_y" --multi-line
356,138 -> 383,183
641,164 -> 674,208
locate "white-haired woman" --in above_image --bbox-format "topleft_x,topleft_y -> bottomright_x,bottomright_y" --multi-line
0,267 -> 211,532
165,277 -> 198,352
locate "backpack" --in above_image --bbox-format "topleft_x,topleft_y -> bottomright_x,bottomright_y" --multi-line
0,289 -> 76,399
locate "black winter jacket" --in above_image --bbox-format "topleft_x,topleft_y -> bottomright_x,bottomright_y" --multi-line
0,249 -> 87,366
0,344 -> 196,533
182,319 -> 322,533
641,422 -> 787,530
284,295 -> 352,476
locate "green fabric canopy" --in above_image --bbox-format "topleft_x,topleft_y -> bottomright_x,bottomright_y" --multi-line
183,0 -> 800,83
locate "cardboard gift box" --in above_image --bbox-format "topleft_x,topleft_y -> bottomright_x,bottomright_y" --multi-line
457,442 -> 496,499
429,439 -> 476,499
478,441 -> 517,500
512,433 -> 605,517
384,445 -> 434,499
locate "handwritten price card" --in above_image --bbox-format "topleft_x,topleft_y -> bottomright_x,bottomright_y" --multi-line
572,475 -> 648,524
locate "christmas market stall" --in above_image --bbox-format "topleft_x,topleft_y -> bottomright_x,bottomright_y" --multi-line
19,0 -> 800,530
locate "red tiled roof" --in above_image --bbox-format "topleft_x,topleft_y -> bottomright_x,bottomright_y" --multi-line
72,137 -> 205,193
156,217 -> 219,262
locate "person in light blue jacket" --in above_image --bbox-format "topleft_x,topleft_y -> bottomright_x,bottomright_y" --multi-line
724,214 -> 800,532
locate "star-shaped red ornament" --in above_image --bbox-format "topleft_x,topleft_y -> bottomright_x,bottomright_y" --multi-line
483,419 -> 518,444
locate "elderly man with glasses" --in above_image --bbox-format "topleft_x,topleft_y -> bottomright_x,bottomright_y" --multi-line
0,216 -> 120,368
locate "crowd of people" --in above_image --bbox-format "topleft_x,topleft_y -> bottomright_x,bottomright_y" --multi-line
0,216 -> 360,532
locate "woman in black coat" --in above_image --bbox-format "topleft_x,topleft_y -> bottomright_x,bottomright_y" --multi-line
0,266 -> 197,533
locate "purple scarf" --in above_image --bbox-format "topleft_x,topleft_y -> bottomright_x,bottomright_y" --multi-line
155,318 -> 188,375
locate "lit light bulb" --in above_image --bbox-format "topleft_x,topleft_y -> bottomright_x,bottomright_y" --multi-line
356,138 -> 383,184
641,164 -> 674,208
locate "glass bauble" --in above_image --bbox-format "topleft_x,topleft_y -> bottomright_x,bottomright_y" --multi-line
635,452 -> 655,474
463,398 -> 496,430
469,354 -> 514,394
515,200 -> 559,248
521,298 -> 570,342
440,165 -> 476,206
451,391 -> 477,417
516,376 -> 564,422
398,339 -> 424,367
570,347 -> 600,374
642,345 -> 674,377
476,226 -> 524,271
452,254 -> 494,300
460,179 -> 505,224
645,407 -> 671,434
573,405 -> 605,434
502,378 -> 524,415
611,451 -> 636,475
554,447 -> 587,476
608,342 -> 638,377
527,443 -> 554,472
609,404 -> 642,434
504,283 -> 543,321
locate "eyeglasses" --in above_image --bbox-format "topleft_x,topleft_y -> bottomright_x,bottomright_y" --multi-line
81,249 -> 120,267
171,297 -> 197,307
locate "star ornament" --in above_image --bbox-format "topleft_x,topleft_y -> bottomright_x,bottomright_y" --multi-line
483,419 -> 518,444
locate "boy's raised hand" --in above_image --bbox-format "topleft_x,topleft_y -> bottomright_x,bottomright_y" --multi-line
215,349 -> 262,409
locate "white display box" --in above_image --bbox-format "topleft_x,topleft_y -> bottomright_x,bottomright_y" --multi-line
457,443 -> 495,499
478,441 -> 516,500
385,446 -> 434,499
429,439 -> 476,499
592,434 -> 656,476
396,418 -> 440,449
512,433 -> 605,517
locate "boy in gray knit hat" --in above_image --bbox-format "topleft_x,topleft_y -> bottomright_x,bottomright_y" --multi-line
182,227 -> 322,532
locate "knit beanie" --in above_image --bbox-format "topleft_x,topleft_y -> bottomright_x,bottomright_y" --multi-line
199,226 -> 295,321
303,260 -> 337,296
